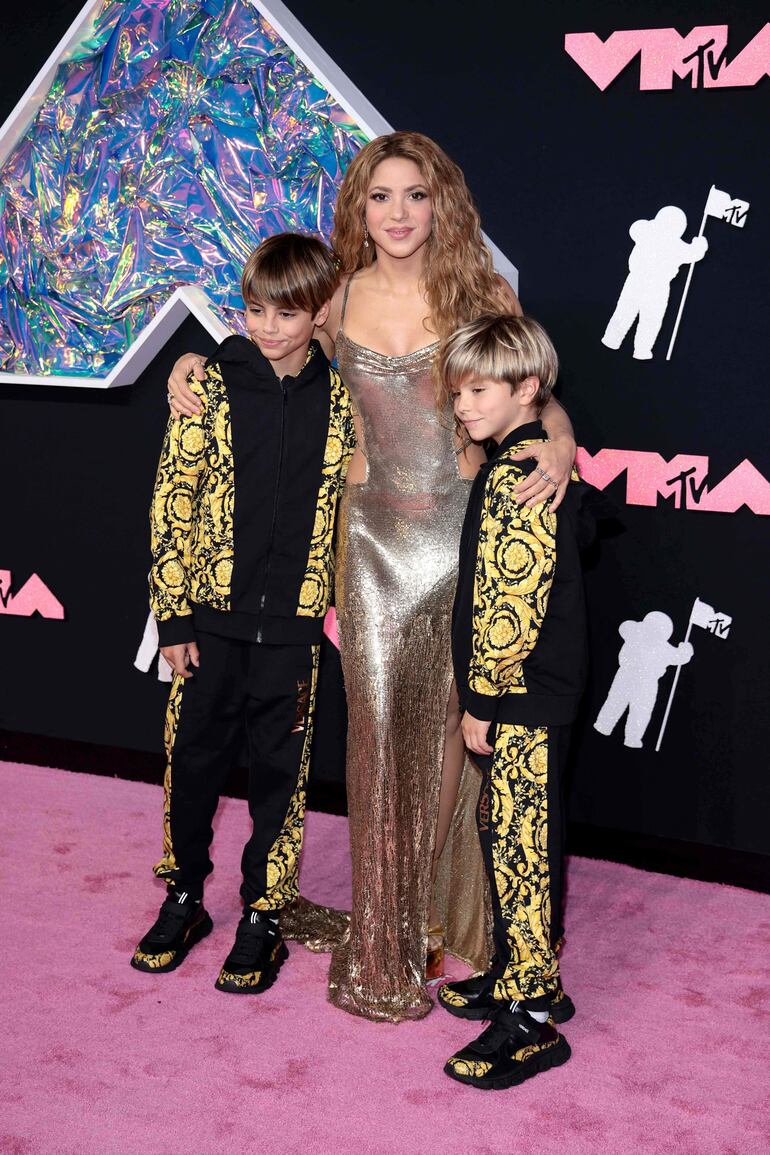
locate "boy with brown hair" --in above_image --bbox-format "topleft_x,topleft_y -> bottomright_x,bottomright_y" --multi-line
131,234 -> 355,994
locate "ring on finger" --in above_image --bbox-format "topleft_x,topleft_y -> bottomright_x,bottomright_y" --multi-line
167,391 -> 173,403
540,471 -> 552,483
535,465 -> 547,478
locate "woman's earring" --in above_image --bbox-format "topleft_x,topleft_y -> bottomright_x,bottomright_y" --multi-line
363,224 -> 369,250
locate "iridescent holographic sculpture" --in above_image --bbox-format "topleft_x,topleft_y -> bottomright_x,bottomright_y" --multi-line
0,0 -> 366,379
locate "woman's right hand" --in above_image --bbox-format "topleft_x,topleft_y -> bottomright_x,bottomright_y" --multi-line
168,353 -> 208,418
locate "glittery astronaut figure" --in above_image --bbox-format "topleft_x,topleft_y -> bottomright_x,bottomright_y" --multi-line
594,611 -> 693,748
602,207 -> 708,360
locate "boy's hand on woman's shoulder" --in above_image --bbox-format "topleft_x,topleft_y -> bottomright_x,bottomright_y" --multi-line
461,711 -> 493,755
160,642 -> 201,678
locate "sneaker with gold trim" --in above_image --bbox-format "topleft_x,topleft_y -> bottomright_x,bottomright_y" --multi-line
549,986 -> 576,1025
444,1003 -> 571,1090
131,892 -> 213,973
214,909 -> 288,994
438,972 -> 496,1020
438,973 -> 576,1025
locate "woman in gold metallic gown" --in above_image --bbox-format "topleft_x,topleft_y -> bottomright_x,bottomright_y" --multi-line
326,283 -> 487,1020
320,133 -> 575,1021
166,132 -> 576,1023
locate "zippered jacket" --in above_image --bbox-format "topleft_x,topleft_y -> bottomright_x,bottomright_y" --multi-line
150,336 -> 355,647
452,421 -> 589,727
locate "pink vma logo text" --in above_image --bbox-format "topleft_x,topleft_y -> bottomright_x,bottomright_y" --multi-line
565,25 -> 770,90
0,570 -> 65,618
576,449 -> 770,514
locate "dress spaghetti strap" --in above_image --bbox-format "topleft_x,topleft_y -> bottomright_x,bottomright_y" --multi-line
339,275 -> 353,329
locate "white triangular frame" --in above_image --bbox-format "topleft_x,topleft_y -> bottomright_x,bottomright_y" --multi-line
0,0 -> 518,388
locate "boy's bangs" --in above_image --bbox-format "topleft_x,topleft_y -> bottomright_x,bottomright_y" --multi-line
445,316 -> 559,389
243,262 -> 314,313
442,330 -> 511,388
241,233 -> 338,315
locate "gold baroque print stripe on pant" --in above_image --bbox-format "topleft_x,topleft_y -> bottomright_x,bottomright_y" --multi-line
153,672 -> 185,881
251,644 -> 320,911
488,724 -> 560,1003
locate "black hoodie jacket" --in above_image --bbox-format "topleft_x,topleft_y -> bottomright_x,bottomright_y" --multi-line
150,336 -> 355,647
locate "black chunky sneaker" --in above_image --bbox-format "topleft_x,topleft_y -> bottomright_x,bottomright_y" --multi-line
214,909 -> 288,994
131,891 -> 213,973
549,986 -> 576,1025
444,1002 -> 571,1090
438,972 -> 496,1020
438,972 -> 576,1025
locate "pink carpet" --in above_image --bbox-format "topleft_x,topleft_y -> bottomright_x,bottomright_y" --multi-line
1,762 -> 768,1155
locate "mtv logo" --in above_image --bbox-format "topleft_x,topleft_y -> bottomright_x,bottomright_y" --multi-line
565,25 -> 770,91
708,616 -> 732,638
722,200 -> 750,228
705,186 -> 750,228
691,598 -> 732,639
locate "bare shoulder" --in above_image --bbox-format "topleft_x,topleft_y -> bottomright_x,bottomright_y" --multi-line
321,274 -> 355,345
496,274 -> 522,316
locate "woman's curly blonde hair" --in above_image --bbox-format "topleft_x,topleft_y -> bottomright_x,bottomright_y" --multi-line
331,131 -> 514,340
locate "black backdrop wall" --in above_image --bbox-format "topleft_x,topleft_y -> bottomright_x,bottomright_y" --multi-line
2,0 -> 769,885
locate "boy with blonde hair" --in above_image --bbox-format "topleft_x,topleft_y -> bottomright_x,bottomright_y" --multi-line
435,314 -> 588,1089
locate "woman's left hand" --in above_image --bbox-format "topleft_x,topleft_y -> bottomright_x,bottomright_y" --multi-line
510,435 -> 577,511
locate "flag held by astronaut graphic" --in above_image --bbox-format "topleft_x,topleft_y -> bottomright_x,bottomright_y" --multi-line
688,596 -> 732,638
704,186 -> 750,229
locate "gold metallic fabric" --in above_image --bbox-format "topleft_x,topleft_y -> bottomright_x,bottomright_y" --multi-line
324,332 -> 491,1022
279,895 -> 350,953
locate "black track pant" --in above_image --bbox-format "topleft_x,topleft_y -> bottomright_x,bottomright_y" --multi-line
474,724 -> 570,1007
153,631 -> 318,910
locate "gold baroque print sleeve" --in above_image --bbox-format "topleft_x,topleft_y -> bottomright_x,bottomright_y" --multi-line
189,365 -> 234,612
297,368 -> 356,619
148,374 -> 209,634
338,371 -> 357,481
469,472 -> 557,702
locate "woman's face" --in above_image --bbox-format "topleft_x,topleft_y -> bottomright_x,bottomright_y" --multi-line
365,156 -> 433,260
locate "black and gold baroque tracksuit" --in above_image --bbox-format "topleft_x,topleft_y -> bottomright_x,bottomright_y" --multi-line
149,336 -> 355,909
452,421 -> 588,1007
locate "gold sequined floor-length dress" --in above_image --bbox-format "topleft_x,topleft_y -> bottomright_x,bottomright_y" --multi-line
326,324 -> 492,1022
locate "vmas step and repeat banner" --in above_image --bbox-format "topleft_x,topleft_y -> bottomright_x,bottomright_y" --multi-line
2,1 -> 769,875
